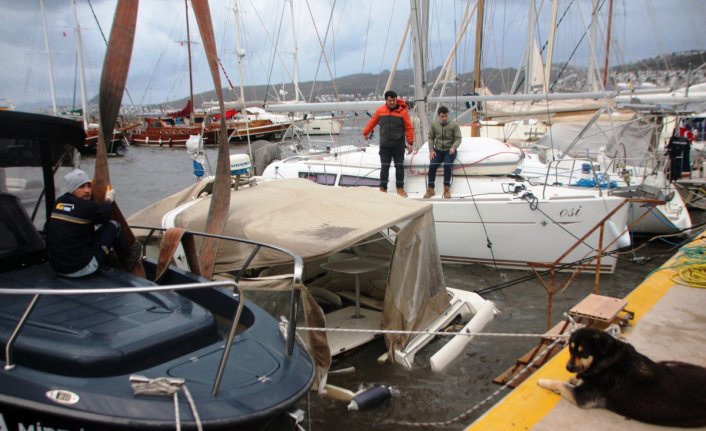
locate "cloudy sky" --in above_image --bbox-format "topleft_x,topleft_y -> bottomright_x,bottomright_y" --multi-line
1,0 -> 704,110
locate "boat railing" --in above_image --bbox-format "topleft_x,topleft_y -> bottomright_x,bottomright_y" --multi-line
131,225 -> 305,361
2,226 -> 305,397
1,279 -> 240,396
541,158 -> 607,197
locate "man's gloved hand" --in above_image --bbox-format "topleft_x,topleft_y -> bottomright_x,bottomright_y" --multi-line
105,186 -> 116,203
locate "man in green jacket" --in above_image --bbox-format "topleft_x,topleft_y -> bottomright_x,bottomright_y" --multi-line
424,106 -> 462,199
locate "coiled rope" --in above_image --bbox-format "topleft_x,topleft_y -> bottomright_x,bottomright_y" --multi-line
668,242 -> 706,289
130,375 -> 203,431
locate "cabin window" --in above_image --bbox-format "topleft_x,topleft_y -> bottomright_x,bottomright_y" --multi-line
298,172 -> 336,186
339,175 -> 378,187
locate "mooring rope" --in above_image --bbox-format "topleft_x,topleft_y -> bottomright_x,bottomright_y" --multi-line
391,335 -> 567,428
294,325 -> 564,339
130,375 -> 204,431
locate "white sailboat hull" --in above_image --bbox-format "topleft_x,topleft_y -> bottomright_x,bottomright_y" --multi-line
519,151 -> 692,235
262,140 -> 631,273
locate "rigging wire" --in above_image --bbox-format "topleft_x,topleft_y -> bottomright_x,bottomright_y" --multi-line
550,0 -> 606,93
304,0 -> 339,103
373,0 -> 397,97
262,0 -> 288,106
355,1 -> 375,95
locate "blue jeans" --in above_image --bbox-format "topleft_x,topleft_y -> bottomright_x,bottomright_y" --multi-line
428,150 -> 457,188
379,145 -> 406,189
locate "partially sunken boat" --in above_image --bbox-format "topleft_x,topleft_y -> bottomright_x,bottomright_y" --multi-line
127,175 -> 498,379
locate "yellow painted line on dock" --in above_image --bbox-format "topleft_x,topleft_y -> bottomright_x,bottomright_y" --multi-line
465,236 -> 703,431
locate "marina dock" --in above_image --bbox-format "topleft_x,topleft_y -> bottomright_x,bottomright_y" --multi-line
465,234 -> 706,431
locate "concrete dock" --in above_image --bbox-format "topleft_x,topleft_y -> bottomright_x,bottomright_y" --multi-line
465,234 -> 706,431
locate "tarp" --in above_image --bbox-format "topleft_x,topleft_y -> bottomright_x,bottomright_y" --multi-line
536,112 -> 656,162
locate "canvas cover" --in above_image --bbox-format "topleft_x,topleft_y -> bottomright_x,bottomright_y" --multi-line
536,112 -> 656,161
128,178 -> 449,387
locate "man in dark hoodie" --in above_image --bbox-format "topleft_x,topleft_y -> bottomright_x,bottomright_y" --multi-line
47,169 -> 141,277
362,90 -> 415,197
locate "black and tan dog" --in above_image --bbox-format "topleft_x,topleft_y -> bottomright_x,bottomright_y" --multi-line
537,327 -> 706,427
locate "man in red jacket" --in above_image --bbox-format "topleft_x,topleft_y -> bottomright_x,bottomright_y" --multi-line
362,90 -> 415,197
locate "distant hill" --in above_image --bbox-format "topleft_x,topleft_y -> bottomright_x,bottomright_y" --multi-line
618,50 -> 706,73
74,50 -> 704,113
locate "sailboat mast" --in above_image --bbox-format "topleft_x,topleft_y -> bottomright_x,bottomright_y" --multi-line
471,0 -> 484,137
544,0 -> 559,94
587,0 -> 599,91
288,0 -> 301,102
40,0 -> 57,116
409,0 -> 428,144
234,0 -> 253,157
185,0 -> 195,123
602,0 -> 613,87
71,0 -> 89,129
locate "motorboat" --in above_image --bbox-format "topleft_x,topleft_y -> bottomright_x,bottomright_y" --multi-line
259,137 -> 632,273
0,110 -> 315,430
127,175 -> 498,377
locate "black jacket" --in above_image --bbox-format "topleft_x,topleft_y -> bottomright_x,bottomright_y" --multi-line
47,193 -> 112,273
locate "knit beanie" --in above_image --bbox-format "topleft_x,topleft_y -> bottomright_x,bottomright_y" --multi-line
64,169 -> 92,193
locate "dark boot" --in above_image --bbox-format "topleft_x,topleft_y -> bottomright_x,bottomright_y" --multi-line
122,242 -> 143,271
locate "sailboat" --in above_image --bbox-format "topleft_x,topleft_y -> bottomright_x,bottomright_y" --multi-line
262,0 -> 632,273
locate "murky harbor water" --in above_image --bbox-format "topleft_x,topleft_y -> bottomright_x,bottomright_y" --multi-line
78,135 -> 702,431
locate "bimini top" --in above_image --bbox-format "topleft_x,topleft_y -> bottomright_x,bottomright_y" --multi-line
0,110 -> 85,168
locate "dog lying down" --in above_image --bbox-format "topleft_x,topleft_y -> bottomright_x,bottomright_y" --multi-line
538,327 -> 706,428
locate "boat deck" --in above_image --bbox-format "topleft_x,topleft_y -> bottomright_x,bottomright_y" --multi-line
465,234 -> 706,431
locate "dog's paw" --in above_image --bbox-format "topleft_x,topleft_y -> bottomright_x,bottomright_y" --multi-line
537,379 -> 552,389
537,379 -> 561,394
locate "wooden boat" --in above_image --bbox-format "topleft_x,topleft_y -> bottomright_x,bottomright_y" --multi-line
0,110 -> 315,430
129,115 -> 220,147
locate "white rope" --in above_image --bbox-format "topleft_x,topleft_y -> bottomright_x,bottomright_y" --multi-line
393,335 -> 568,428
130,375 -> 203,431
295,325 -> 566,339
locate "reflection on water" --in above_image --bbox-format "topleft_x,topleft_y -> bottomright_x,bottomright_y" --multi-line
77,130 -> 704,430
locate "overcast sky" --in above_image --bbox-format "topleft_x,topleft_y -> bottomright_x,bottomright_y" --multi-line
1,0 -> 704,110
